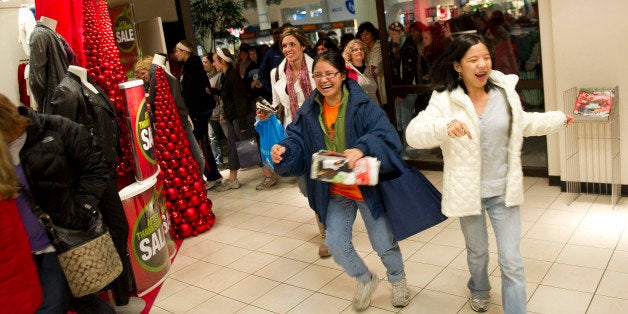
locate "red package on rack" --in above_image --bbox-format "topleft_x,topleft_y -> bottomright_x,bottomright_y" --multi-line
573,89 -> 614,117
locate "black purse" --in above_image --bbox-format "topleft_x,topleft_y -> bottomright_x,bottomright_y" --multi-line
20,186 -> 123,297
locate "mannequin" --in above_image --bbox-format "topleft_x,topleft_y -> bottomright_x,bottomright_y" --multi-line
29,15 -> 69,112
39,16 -> 57,31
67,65 -> 98,94
151,53 -> 171,74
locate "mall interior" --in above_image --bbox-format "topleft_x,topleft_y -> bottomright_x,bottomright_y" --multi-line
0,0 -> 627,313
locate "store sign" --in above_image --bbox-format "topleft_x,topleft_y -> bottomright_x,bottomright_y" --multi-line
120,80 -> 157,181
119,175 -> 174,297
328,0 -> 354,21
109,4 -> 139,78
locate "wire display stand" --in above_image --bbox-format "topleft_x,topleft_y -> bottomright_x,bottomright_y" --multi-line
563,86 -> 620,207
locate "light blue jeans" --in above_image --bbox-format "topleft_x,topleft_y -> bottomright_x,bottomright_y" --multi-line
459,194 -> 526,314
325,194 -> 405,283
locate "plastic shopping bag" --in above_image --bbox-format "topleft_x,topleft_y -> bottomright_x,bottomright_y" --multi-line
255,113 -> 285,170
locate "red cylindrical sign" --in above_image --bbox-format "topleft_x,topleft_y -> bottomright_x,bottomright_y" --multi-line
119,80 -> 157,181
119,171 -> 172,297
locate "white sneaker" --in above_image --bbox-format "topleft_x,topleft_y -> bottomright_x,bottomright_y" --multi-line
353,274 -> 378,312
205,178 -> 223,190
215,179 -> 240,192
255,176 -> 278,190
391,278 -> 410,307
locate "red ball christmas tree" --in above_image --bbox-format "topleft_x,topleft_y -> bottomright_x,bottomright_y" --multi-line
152,67 -> 215,239
82,0 -> 135,181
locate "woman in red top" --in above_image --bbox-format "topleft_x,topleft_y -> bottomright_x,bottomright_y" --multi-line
0,132 -> 42,312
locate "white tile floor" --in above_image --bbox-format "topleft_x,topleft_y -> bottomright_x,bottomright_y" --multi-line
152,169 -> 628,313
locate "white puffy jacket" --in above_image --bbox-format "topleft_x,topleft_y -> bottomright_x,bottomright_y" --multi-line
270,55 -> 316,126
406,70 -> 566,217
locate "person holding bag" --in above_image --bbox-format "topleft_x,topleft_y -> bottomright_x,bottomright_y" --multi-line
271,52 -> 410,311
0,93 -> 115,313
0,131 -> 43,313
212,48 -> 268,191
406,34 -> 573,313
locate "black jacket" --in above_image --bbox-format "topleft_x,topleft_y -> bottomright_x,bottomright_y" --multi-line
389,37 -> 419,97
49,71 -> 119,163
18,106 -> 109,229
180,56 -> 214,117
149,64 -> 189,121
29,23 -> 70,111
220,65 -> 250,128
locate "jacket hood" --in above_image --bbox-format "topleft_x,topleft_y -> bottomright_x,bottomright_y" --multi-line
18,106 -> 44,146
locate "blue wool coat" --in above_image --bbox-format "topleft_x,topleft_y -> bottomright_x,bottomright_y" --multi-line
273,79 -> 403,225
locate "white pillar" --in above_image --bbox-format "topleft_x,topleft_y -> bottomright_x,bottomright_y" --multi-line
257,0 -> 271,30
354,0 -> 378,27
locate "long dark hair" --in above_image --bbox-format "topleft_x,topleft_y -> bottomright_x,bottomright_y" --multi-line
312,51 -> 348,79
431,34 -> 495,93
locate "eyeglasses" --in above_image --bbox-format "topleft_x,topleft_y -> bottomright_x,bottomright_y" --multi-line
352,48 -> 364,53
312,71 -> 340,80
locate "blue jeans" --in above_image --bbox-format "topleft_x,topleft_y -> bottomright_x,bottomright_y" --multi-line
394,94 -> 417,133
459,195 -> 526,314
34,252 -> 68,314
208,119 -> 224,167
325,195 -> 405,283
34,252 -> 115,314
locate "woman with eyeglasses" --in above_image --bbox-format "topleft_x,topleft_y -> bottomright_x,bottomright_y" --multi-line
271,51 -> 410,311
256,27 -> 331,257
342,39 -> 380,105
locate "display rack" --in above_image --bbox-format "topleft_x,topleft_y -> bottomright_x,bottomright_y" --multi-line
563,86 -> 620,207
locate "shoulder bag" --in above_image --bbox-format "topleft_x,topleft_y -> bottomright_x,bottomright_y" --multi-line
20,186 -> 123,297
378,154 -> 448,241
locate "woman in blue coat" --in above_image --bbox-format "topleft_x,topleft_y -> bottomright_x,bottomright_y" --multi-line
271,51 -> 409,311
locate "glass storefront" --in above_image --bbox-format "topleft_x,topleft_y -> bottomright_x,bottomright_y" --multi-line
376,0 -> 546,175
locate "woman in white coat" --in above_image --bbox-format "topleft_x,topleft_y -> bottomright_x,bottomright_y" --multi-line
406,34 -> 573,314
270,27 -> 316,127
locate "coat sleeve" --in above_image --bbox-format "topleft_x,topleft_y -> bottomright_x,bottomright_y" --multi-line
270,68 -> 280,109
272,113 -> 309,177
28,32 -> 48,108
522,110 -> 567,137
406,93 -> 452,149
352,102 -> 403,173
49,83 -> 80,122
60,118 -> 109,218
230,73 -> 250,129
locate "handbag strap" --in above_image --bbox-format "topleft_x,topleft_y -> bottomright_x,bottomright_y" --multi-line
19,185 -> 59,243
379,152 -> 406,182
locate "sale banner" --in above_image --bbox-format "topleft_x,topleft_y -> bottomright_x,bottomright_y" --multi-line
119,172 -> 174,297
109,3 -> 139,79
120,80 -> 157,181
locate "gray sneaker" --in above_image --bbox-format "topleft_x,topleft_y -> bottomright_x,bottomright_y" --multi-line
215,179 -> 240,192
353,274 -> 379,312
470,296 -> 489,312
205,178 -> 223,190
391,278 -> 410,307
255,176 -> 278,190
